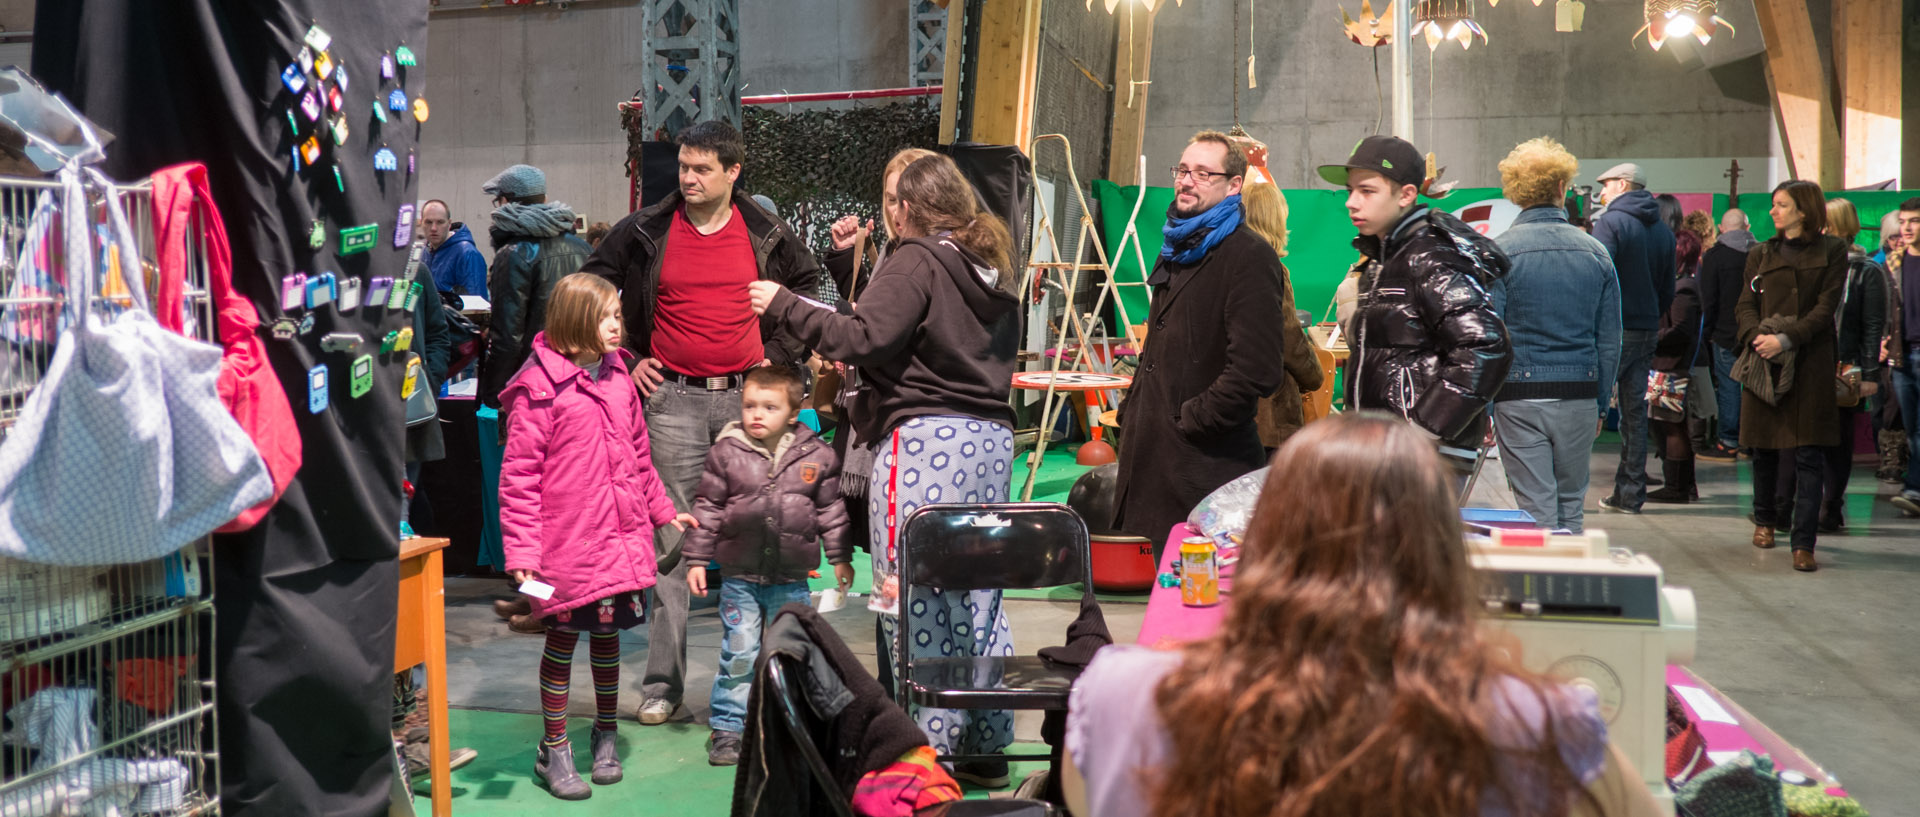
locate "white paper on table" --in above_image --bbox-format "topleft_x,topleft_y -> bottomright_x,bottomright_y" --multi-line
1706,751 -> 1742,766
460,295 -> 491,311
1673,685 -> 1739,725
446,379 -> 479,397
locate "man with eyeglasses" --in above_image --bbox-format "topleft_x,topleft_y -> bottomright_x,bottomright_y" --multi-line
1113,131 -> 1290,556
1322,135 -> 1512,494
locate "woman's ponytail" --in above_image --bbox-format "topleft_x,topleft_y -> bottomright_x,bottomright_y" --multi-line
897,155 -> 1018,293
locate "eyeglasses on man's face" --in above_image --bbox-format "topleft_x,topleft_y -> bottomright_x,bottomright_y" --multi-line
1169,167 -> 1235,184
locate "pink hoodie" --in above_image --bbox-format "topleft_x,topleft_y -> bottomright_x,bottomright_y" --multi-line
499,332 -> 677,618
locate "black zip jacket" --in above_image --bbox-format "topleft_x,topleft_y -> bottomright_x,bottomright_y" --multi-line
478,229 -> 594,407
1346,208 -> 1513,449
580,191 -> 820,374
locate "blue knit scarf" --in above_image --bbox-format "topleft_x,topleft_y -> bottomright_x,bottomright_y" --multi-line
1160,195 -> 1243,265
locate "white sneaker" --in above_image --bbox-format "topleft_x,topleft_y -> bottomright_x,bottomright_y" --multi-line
637,698 -> 676,725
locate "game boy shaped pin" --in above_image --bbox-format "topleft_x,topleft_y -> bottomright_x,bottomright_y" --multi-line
307,364 -> 330,414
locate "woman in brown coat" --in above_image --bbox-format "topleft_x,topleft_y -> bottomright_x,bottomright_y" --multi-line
1735,181 -> 1849,571
1242,182 -> 1326,447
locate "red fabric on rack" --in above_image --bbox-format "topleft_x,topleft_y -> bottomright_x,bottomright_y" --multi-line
151,163 -> 301,532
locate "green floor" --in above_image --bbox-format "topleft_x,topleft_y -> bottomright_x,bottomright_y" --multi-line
425,709 -> 1051,815
427,448 -> 1106,814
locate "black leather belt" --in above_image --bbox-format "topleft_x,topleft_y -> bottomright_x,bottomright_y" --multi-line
659,367 -> 745,390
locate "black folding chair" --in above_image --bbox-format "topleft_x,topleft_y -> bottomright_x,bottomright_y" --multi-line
765,656 -> 1056,817
894,503 -> 1092,766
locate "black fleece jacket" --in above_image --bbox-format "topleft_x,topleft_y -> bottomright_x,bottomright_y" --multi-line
768,236 -> 1019,441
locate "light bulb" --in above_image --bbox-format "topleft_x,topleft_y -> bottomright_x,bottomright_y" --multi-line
1423,21 -> 1444,50
1666,14 -> 1697,39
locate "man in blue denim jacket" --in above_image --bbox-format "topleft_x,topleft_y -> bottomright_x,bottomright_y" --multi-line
1489,138 -> 1622,533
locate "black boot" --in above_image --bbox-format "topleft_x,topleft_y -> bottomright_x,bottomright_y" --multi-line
1647,460 -> 1694,503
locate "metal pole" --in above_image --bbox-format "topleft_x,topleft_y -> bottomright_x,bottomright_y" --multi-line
1391,0 -> 1413,138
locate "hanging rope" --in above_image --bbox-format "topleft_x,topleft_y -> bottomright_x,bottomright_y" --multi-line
1247,0 -> 1256,90
1372,47 -> 1383,134
1231,0 -> 1241,125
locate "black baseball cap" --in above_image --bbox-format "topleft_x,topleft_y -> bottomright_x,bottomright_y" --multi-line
1317,135 -> 1424,189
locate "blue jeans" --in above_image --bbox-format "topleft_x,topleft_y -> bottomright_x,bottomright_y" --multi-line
1889,349 -> 1920,492
1611,330 -> 1659,509
1493,399 -> 1601,533
708,577 -> 812,734
1711,344 -> 1741,447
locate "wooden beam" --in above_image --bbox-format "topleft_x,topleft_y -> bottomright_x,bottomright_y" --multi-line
937,0 -> 966,144
1106,3 -> 1158,185
1754,0 -> 1843,188
1834,0 -> 1902,188
967,0 -> 1044,149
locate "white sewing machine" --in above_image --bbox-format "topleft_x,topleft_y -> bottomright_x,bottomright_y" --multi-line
1469,528 -> 1697,815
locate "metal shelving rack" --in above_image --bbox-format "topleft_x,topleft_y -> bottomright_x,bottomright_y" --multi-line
0,174 -> 223,817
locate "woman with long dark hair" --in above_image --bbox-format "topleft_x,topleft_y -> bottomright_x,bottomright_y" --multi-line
1647,229 -> 1705,503
1737,181 -> 1850,571
1063,413 -> 1661,817
749,153 -> 1023,785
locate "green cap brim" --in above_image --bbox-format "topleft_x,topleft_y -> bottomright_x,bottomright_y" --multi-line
1317,165 -> 1353,186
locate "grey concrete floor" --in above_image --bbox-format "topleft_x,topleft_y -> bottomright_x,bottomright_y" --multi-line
439,444 -> 1919,810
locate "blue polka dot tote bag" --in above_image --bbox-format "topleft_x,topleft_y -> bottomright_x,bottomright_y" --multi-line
0,165 -> 272,566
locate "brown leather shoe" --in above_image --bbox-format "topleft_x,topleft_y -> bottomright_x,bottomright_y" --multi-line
508,613 -> 547,634
1752,526 -> 1776,549
494,597 -> 532,620
1793,550 -> 1817,572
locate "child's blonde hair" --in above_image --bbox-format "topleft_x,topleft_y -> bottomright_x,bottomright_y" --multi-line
545,273 -> 622,356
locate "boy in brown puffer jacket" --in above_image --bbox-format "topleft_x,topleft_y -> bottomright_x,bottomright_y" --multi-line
684,365 -> 852,766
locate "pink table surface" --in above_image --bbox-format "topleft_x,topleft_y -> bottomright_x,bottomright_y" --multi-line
1135,525 -> 1834,782
1135,524 -> 1227,648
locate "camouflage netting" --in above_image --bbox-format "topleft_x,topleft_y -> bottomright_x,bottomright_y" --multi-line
740,97 -> 941,255
622,97 -> 941,258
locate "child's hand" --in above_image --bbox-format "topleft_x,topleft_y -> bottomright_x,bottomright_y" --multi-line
688,565 -> 709,597
833,563 -> 856,590
670,512 -> 699,532
510,569 -> 536,586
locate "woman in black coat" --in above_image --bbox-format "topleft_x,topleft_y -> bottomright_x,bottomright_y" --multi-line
1647,231 -> 1705,503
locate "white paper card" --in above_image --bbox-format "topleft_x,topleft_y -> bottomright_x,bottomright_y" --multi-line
519,579 -> 556,600
1674,685 -> 1739,725
1707,751 -> 1742,766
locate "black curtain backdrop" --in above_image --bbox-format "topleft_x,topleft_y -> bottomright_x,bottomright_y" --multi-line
35,2 -> 426,814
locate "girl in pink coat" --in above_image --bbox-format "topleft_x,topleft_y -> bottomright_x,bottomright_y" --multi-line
499,273 -> 696,800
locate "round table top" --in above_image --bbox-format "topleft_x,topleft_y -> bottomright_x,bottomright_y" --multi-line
1010,371 -> 1134,392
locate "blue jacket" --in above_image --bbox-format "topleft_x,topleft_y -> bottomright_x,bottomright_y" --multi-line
1490,206 -> 1623,413
1590,190 -> 1676,331
427,223 -> 489,297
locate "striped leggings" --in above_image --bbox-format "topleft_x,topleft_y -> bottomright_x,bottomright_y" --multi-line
539,630 -> 621,747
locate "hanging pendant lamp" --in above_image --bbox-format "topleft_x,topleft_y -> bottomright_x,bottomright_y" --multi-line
1410,0 -> 1486,51
1636,0 -> 1735,50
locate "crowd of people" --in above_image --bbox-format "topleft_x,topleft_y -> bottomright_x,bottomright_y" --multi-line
387,118 -> 1896,811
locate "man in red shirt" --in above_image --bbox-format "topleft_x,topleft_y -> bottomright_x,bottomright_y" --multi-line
581,121 -> 819,764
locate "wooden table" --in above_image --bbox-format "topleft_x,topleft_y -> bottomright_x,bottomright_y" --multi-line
395,537 -> 451,817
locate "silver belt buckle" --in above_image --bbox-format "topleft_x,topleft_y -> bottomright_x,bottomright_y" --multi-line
706,376 -> 730,390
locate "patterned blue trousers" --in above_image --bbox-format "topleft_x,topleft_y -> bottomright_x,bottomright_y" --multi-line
872,415 -> 1016,758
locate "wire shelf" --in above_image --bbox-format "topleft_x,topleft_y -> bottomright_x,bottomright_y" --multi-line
0,173 -> 222,817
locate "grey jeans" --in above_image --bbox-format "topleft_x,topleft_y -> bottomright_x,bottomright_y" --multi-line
640,381 -> 743,705
1494,399 -> 1601,533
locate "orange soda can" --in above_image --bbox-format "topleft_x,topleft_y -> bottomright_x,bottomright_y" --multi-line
1179,537 -> 1220,607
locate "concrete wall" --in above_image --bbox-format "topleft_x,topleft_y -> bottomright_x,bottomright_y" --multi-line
419,0 -> 907,235
1138,0 -> 1774,193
